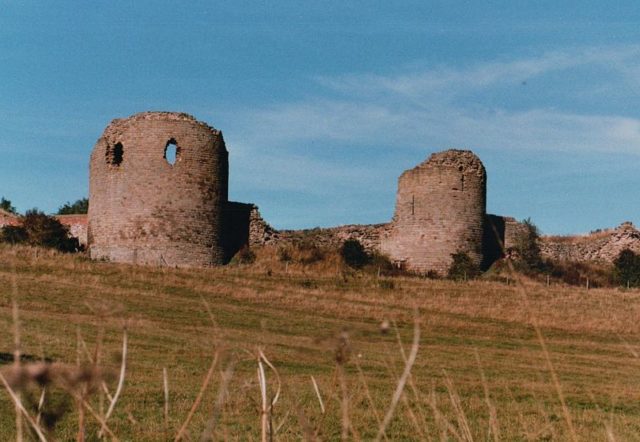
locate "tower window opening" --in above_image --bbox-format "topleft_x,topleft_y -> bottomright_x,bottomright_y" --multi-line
106,142 -> 124,166
164,139 -> 180,166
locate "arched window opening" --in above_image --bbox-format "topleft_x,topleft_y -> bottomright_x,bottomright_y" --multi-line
106,142 -> 124,166
164,139 -> 180,166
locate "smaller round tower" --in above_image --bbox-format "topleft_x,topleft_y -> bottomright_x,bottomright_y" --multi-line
88,112 -> 228,267
380,149 -> 487,274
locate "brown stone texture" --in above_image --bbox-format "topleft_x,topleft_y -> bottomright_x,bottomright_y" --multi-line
540,222 -> 640,263
380,149 -> 486,274
502,217 -> 528,251
271,223 -> 391,252
55,214 -> 88,246
0,209 -> 20,227
88,112 -> 228,267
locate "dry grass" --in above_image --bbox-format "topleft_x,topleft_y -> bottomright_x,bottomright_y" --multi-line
1,244 -> 640,440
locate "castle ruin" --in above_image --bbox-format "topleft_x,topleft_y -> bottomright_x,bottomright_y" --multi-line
89,112 -> 238,266
83,111 -> 638,273
380,150 -> 487,274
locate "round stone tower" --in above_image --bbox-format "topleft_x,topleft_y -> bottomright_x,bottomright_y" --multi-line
380,149 -> 486,274
88,112 -> 228,267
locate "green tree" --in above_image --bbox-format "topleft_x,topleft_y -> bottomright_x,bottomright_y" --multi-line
0,225 -> 28,244
21,209 -> 79,252
0,197 -> 17,214
613,249 -> 640,288
57,198 -> 89,215
513,218 -> 544,273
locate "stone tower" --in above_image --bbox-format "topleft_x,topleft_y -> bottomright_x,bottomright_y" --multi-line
380,149 -> 486,274
88,112 -> 228,266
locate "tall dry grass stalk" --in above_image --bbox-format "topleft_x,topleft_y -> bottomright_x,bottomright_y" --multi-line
175,351 -> 219,441
474,349 -> 499,442
11,263 -> 23,442
99,327 -> 128,437
257,349 -> 282,442
374,312 -> 420,441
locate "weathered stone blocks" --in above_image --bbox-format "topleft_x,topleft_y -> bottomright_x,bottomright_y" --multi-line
381,149 -> 487,274
88,112 -> 228,266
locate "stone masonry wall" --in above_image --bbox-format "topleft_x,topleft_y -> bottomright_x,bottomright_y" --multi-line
55,214 -> 88,246
88,112 -> 228,267
380,149 -> 486,274
0,209 -> 20,227
540,222 -> 640,263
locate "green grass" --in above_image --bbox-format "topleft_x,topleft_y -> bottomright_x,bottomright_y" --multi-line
1,244 -> 640,440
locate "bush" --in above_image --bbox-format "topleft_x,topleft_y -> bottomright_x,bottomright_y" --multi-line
0,225 -> 28,244
340,239 -> 370,269
1,209 -> 81,252
0,196 -> 17,214
57,198 -> 89,215
511,218 -> 544,273
613,249 -> 640,288
447,251 -> 481,281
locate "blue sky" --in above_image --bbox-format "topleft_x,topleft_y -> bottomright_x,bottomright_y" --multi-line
1,1 -> 639,234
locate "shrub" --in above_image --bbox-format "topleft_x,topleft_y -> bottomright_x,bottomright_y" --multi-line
1,210 -> 80,252
340,239 -> 370,269
0,225 -> 28,244
231,245 -> 256,264
512,218 -> 544,273
613,248 -> 640,288
447,251 -> 481,281
0,196 -> 17,214
57,198 -> 89,215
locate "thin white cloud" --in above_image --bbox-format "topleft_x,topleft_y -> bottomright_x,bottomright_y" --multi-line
318,45 -> 640,101
231,45 -> 640,158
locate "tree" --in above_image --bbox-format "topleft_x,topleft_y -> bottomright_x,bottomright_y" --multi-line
0,225 -> 28,244
0,197 -> 17,214
57,198 -> 89,215
512,218 -> 544,273
447,251 -> 481,280
340,239 -> 370,269
613,249 -> 640,288
21,209 -> 79,252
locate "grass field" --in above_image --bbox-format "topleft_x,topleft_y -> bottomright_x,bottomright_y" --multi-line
1,244 -> 640,440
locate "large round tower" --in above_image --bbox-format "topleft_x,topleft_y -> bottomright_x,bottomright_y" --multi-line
380,149 -> 486,274
88,112 -> 228,267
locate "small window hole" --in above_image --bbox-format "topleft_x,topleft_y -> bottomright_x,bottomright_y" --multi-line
164,139 -> 180,166
106,142 -> 124,166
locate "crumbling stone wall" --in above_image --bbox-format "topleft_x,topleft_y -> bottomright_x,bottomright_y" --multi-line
541,222 -> 640,263
55,214 -> 88,246
88,112 -> 228,267
380,149 -> 486,274
269,223 -> 391,252
0,209 -> 20,227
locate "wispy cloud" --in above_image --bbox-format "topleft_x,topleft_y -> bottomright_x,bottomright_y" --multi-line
233,45 -> 640,155
225,45 -> 640,228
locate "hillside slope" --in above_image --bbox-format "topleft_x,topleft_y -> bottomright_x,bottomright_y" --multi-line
1,245 -> 640,440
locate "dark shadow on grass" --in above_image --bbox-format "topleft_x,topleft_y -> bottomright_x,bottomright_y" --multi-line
0,352 -> 53,365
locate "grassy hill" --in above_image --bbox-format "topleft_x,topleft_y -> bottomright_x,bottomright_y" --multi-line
1,244 -> 640,440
